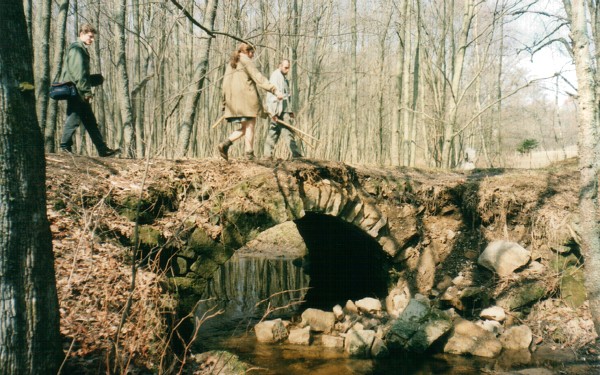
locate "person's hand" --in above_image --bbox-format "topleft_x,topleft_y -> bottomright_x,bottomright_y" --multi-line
276,91 -> 284,100
85,96 -> 93,103
272,115 -> 278,121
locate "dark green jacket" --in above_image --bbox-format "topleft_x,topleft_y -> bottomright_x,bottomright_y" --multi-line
60,40 -> 92,99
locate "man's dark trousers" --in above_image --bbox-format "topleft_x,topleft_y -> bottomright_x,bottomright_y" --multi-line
60,96 -> 108,153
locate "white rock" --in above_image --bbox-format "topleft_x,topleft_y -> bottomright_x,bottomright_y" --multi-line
385,285 -> 411,319
301,308 -> 336,333
476,320 -> 504,335
356,297 -> 382,313
478,240 -> 531,277
321,334 -> 344,349
254,319 -> 288,343
288,326 -> 311,345
345,300 -> 359,314
480,306 -> 506,322
333,304 -> 344,321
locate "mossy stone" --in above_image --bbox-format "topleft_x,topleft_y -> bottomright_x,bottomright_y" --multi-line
496,281 -> 546,311
190,257 -> 220,278
168,276 -> 207,295
138,225 -> 164,248
560,268 -> 586,309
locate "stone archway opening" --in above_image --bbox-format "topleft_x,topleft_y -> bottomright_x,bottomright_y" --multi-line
295,212 -> 390,310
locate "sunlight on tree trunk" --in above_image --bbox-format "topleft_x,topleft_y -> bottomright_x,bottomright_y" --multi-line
564,0 -> 600,335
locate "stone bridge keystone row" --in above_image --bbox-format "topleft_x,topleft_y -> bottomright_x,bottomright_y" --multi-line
300,178 -> 397,257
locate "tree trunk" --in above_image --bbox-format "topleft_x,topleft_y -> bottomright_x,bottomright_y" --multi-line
44,0 -> 69,152
401,0 -> 412,166
0,2 -> 61,373
391,0 -> 408,166
409,0 -> 421,167
441,0 -> 475,168
175,0 -> 218,157
563,0 -> 600,335
132,0 -> 145,158
94,5 -> 107,142
33,0 -> 51,132
350,0 -> 358,162
116,0 -> 136,157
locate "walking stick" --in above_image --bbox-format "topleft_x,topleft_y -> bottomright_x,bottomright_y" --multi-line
211,115 -> 226,129
273,117 -> 320,143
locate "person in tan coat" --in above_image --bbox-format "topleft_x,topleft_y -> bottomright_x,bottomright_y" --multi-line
218,43 -> 283,161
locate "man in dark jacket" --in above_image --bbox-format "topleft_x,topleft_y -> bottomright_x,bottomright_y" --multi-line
59,24 -> 119,157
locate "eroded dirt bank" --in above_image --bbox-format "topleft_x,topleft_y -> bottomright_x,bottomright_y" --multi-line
46,154 -> 598,373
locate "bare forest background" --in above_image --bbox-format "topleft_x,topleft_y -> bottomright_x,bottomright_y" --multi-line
28,0 -> 578,168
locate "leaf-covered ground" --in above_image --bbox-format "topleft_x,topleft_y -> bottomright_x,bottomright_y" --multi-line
46,154 -> 600,373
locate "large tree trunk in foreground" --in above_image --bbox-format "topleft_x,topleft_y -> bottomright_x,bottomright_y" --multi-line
0,0 -> 61,373
564,0 -> 600,335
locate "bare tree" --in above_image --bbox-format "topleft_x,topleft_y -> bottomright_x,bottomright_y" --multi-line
562,0 -> 600,335
115,0 -> 135,157
33,0 -> 52,132
176,0 -> 219,157
0,2 -> 61,373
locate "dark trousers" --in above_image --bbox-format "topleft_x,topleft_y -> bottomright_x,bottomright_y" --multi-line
60,96 -> 108,153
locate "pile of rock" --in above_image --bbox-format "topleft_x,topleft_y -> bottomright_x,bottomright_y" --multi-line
254,296 -> 532,359
253,240 -> 538,359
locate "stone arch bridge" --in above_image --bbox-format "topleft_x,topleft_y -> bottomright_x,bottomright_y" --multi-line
46,156 -> 578,309
103,158 -> 577,305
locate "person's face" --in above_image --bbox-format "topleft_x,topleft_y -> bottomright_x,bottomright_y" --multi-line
245,49 -> 255,59
79,31 -> 95,46
280,61 -> 291,75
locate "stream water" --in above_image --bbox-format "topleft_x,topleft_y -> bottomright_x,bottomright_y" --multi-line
193,255 -> 598,374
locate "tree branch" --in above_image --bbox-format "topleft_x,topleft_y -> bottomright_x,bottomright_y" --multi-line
167,0 -> 254,46
168,0 -> 214,37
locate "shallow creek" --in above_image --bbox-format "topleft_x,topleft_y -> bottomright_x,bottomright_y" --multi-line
193,256 -> 598,374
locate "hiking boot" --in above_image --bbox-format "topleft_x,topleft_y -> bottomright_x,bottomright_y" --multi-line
245,151 -> 255,160
218,140 -> 232,161
99,148 -> 120,157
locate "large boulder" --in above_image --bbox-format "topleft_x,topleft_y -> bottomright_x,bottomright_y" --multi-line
344,329 -> 376,357
478,240 -> 531,277
385,281 -> 411,318
444,318 -> 502,358
385,298 -> 452,353
499,325 -> 532,350
254,319 -> 288,343
322,334 -> 345,349
288,326 -> 311,345
300,308 -> 336,333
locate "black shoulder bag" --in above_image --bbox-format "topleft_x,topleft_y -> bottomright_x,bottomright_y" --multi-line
49,81 -> 77,100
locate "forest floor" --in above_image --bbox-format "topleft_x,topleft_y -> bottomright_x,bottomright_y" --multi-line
45,153 -> 600,374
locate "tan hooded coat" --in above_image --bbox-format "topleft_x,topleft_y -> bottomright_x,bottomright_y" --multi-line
222,54 -> 276,119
